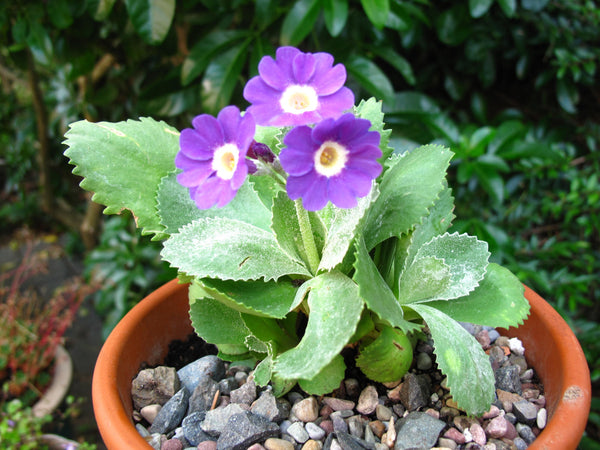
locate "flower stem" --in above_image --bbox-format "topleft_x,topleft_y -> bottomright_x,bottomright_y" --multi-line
295,199 -> 320,275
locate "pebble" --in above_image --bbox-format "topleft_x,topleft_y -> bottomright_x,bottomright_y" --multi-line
132,367 -> 180,410
131,324 -> 545,450
177,355 -> 225,394
149,388 -> 190,434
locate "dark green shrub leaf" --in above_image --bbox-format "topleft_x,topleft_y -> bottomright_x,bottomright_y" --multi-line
468,0 -> 493,18
280,0 -> 321,46
323,0 -> 349,37
360,0 -> 390,29
124,0 -> 175,45
346,55 -> 394,104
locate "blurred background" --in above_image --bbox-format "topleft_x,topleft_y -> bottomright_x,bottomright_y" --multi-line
0,0 -> 598,448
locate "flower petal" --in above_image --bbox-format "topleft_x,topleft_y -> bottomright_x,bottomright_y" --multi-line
292,52 -> 316,84
327,176 -> 358,209
179,129 -> 215,160
217,106 -> 242,143
191,114 -> 224,149
317,88 -> 355,118
257,56 -> 289,90
313,63 -> 347,96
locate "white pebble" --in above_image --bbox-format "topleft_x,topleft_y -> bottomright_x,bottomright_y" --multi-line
537,408 -> 547,429
140,404 -> 161,424
508,337 -> 525,356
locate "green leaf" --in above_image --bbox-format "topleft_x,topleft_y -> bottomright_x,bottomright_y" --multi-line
242,314 -> 297,351
199,278 -> 298,319
487,120 -> 525,154
425,263 -> 530,329
322,0 -> 349,37
354,98 -> 392,157
398,256 -> 452,303
496,0 -> 516,16
356,326 -> 413,382
274,272 -> 364,379
360,0 -> 390,29
521,0 -> 549,11
346,55 -> 395,104
188,282 -> 250,345
468,0 -> 493,18
87,0 -> 117,20
201,42 -> 250,115
400,232 -> 490,302
370,47 -> 416,86
385,91 -> 441,115
298,354 -> 346,395
157,173 -> 272,234
181,30 -> 249,86
63,118 -> 179,238
280,0 -> 321,46
319,188 -> 377,272
353,237 -> 418,332
162,217 -> 311,281
363,145 -> 453,249
409,303 -> 495,415
124,0 -> 175,45
556,78 -> 579,114
47,0 -> 73,29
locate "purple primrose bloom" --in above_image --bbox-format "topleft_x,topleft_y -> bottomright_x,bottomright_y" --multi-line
176,106 -> 255,209
243,47 -> 355,127
280,113 -> 382,211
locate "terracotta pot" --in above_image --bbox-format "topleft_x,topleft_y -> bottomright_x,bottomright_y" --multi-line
92,279 -> 591,450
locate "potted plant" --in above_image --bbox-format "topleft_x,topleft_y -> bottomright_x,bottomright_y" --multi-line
63,46 -> 591,448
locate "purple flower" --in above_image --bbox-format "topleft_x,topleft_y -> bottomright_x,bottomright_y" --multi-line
280,113 -> 382,211
243,47 -> 355,127
176,106 -> 255,209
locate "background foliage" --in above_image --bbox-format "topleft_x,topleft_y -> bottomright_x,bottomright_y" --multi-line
0,0 -> 598,444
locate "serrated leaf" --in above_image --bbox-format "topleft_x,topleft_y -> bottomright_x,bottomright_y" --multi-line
63,118 -> 179,238
161,217 -> 311,281
242,314 -> 297,351
319,187 -> 377,272
181,30 -> 249,85
124,0 -> 175,45
298,355 -> 346,395
425,263 -> 530,329
188,282 -> 250,344
354,98 -> 392,158
398,256 -> 452,303
409,303 -> 495,415
356,326 -> 413,382
280,0 -> 321,46
353,237 -> 418,332
157,173 -> 272,234
400,232 -> 490,302
199,278 -> 298,319
363,145 -> 453,249
201,42 -> 250,115
274,272 -> 363,380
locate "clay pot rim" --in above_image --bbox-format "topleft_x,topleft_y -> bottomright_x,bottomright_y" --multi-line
92,279 -> 591,449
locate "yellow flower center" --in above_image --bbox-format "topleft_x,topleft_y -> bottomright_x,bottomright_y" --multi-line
280,85 -> 318,114
212,143 -> 239,180
314,141 -> 348,177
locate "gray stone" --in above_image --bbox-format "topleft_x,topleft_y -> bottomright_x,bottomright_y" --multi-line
188,375 -> 219,414
332,413 -> 348,433
516,423 -> 536,444
348,415 -> 365,438
287,421 -> 309,443
182,411 -> 215,446
416,352 -> 433,370
514,437 -> 528,450
398,373 -> 431,411
177,355 -> 226,394
375,404 -> 392,421
512,399 -> 538,426
215,411 -> 279,450
149,388 -> 190,434
357,386 -> 378,415
217,377 -> 238,396
230,378 -> 257,405
336,431 -> 377,449
488,329 -> 500,343
132,366 -> 180,410
393,411 -> 445,450
202,403 -> 247,436
306,422 -> 326,440
494,365 -> 522,394
251,391 -> 290,422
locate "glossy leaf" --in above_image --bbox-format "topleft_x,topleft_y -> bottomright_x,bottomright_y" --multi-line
161,217 -> 312,281
201,41 -> 250,115
346,55 -> 395,104
181,30 -> 249,86
63,118 -> 179,237
469,0 -> 493,18
87,0 -> 117,20
47,0 -> 74,29
409,303 -> 495,415
322,0 -> 349,37
497,0 -> 516,16
280,0 -> 321,46
124,0 -> 175,45
370,47 -> 416,86
360,0 -> 390,29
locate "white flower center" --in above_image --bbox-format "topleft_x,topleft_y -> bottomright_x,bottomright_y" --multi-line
280,85 -> 319,114
314,141 -> 348,177
212,143 -> 239,180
